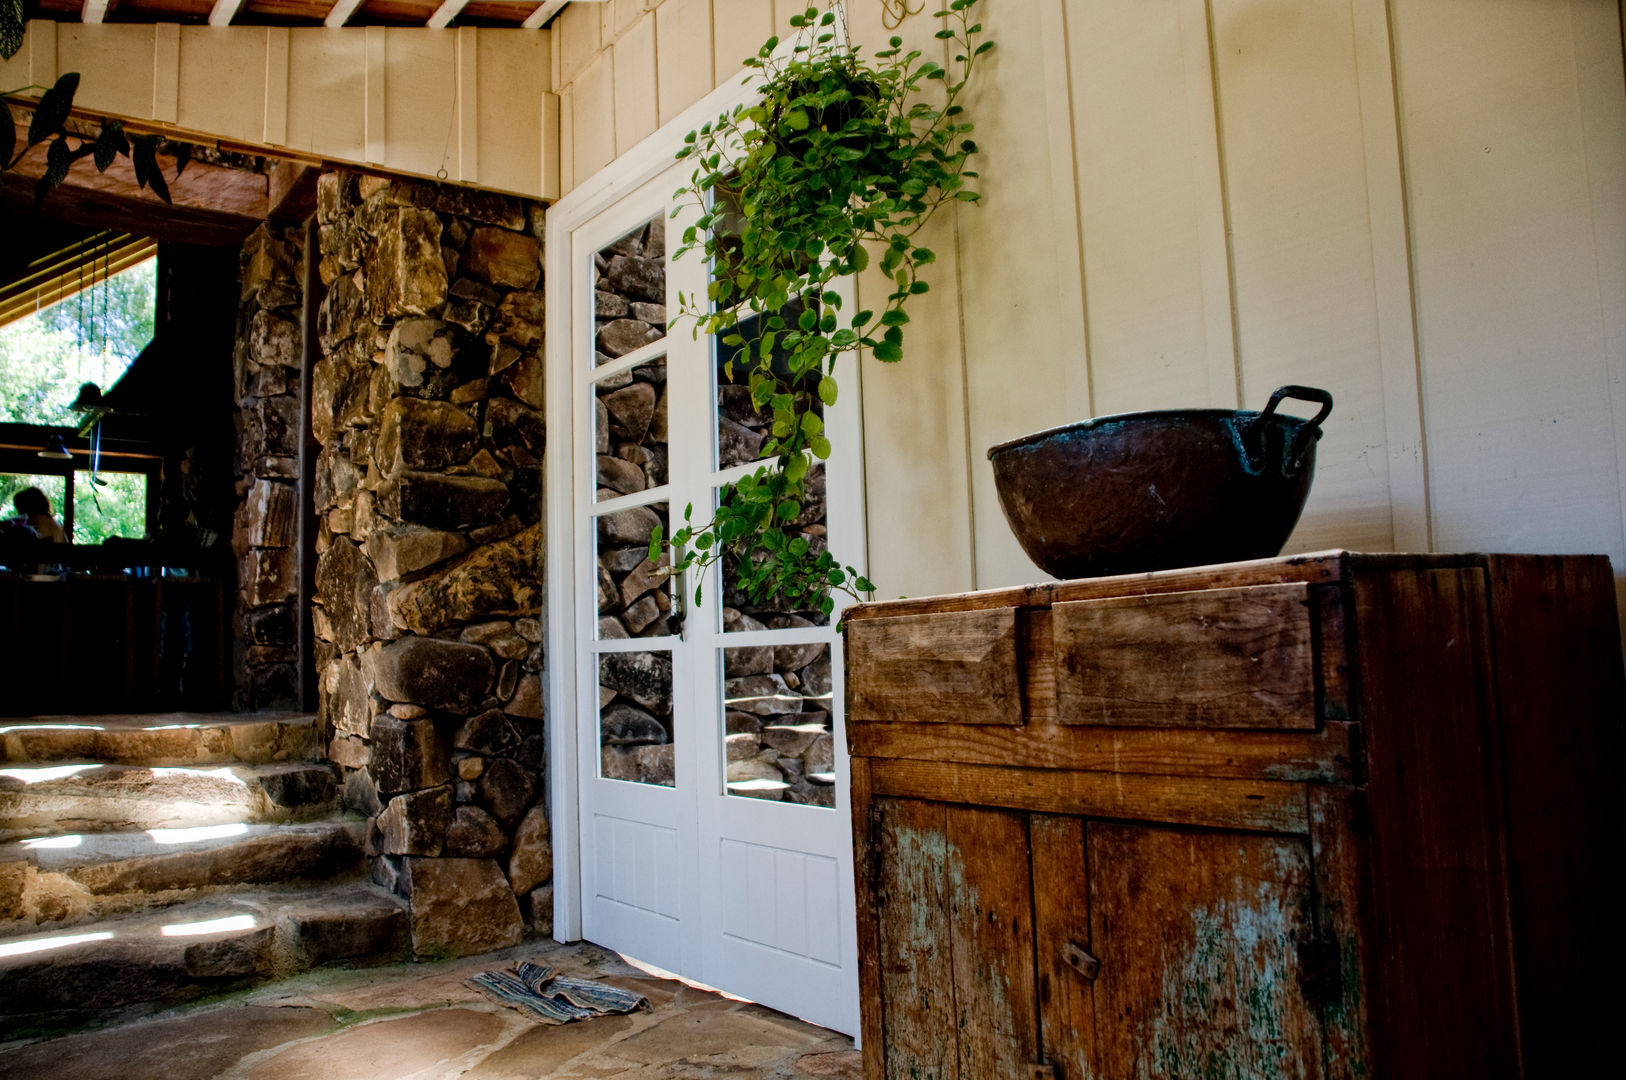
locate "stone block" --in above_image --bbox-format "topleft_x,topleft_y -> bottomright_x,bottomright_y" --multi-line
369,522 -> 471,581
250,309 -> 300,369
401,857 -> 523,958
522,884 -> 553,935
464,227 -> 540,289
445,804 -> 507,859
453,708 -> 521,755
328,735 -> 371,770
460,620 -> 529,660
369,635 -> 495,712
369,714 -> 452,794
600,744 -> 674,786
240,548 -> 298,609
484,290 -> 545,348
242,603 -> 296,647
344,766 -> 382,816
314,537 -> 378,652
476,757 -> 537,829
507,805 -> 552,895
502,353 -> 545,410
387,525 -> 542,635
485,396 -> 546,454
366,208 -> 448,321
375,397 -> 479,475
378,471 -> 509,532
505,673 -> 544,720
377,785 -> 453,856
602,253 -> 664,302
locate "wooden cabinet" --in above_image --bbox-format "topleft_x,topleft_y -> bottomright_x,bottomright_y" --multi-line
843,553 -> 1624,1079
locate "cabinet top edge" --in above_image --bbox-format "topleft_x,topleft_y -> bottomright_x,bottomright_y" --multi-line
840,551 -> 1574,622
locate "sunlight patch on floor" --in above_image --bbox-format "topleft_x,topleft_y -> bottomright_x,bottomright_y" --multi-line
148,823 -> 250,844
0,931 -> 113,959
160,914 -> 256,937
0,763 -> 104,784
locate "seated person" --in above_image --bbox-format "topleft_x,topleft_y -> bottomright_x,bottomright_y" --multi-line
11,487 -> 67,544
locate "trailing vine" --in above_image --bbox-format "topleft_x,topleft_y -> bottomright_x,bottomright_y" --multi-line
657,0 -> 992,617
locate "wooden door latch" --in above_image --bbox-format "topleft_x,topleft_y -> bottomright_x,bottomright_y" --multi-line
1062,940 -> 1101,981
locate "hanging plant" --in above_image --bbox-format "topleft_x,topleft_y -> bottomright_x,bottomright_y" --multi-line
657,0 -> 992,617
2,3 -> 190,203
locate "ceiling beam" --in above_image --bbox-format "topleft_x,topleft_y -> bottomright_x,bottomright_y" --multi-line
207,0 -> 247,26
81,0 -> 115,24
427,0 -> 471,29
325,0 -> 366,27
523,2 -> 572,29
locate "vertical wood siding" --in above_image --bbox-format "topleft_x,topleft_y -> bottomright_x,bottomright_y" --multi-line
548,0 -> 1626,612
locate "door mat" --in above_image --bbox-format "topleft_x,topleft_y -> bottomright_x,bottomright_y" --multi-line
467,960 -> 651,1024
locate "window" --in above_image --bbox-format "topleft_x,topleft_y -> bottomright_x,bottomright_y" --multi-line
0,254 -> 157,427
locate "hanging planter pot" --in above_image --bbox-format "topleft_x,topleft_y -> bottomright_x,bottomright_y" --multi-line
987,385 -> 1334,579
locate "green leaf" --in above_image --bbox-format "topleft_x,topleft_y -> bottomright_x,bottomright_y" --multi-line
817,376 -> 838,406
92,121 -> 127,172
35,136 -> 70,202
28,72 -> 79,146
879,309 -> 911,327
872,341 -> 902,362
850,244 -> 869,273
810,434 -> 832,459
648,523 -> 664,563
0,0 -> 24,62
777,500 -> 802,521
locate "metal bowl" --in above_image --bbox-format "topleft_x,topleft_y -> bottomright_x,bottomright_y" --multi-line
987,385 -> 1333,579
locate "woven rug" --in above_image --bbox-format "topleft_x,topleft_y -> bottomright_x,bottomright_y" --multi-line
467,960 -> 651,1024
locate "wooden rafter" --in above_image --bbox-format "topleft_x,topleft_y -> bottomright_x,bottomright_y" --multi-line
208,0 -> 247,24
426,0 -> 470,29
324,0 -> 365,26
80,0 -> 115,24
523,1 -> 567,29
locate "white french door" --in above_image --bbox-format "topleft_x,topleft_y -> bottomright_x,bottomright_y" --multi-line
546,129 -> 863,1036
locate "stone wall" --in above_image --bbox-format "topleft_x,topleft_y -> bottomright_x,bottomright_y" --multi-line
232,224 -> 305,710
309,173 -> 551,957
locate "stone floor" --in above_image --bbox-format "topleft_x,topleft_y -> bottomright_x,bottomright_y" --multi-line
0,940 -> 859,1079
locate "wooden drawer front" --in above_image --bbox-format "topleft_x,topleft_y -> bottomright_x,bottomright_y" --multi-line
847,606 -> 1022,725
1053,583 -> 1318,729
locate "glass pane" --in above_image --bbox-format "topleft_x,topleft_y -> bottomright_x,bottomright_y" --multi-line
596,500 -> 677,640
0,257 -> 156,426
722,642 -> 835,807
720,463 -> 830,630
593,216 -> 666,366
595,358 -> 667,502
74,471 -> 147,544
714,302 -> 824,470
599,649 -> 675,788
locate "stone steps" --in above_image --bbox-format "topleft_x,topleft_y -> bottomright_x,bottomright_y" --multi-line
0,712 -> 318,767
0,818 -> 365,935
0,881 -> 409,1027
0,761 -> 341,841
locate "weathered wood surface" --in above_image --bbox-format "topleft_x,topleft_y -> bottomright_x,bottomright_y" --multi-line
1351,567 -> 1521,1076
870,759 -> 1311,835
848,758 -> 885,1080
1030,814 -> 1095,1080
848,718 -> 1359,783
1087,822 -> 1326,1080
1313,584 -> 1353,720
1308,786 -> 1374,1080
946,805 -> 1039,1079
1481,555 -> 1625,1074
846,607 -> 1022,725
874,797 -> 955,1080
1053,583 -> 1319,729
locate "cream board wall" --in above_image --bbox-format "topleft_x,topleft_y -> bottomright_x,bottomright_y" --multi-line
1,21 -> 561,200
554,0 -> 1626,622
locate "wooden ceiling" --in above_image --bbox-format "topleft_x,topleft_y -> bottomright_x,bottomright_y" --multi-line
29,0 -> 578,30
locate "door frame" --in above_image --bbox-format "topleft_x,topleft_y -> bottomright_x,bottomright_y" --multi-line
544,59 -> 869,951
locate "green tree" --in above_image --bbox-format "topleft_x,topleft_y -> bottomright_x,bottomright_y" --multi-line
0,256 -> 156,426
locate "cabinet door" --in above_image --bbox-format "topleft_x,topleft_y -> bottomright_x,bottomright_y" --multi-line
1040,820 -> 1328,1079
870,797 -> 1039,1080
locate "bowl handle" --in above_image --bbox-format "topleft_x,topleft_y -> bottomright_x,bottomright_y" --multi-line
1254,385 -> 1334,473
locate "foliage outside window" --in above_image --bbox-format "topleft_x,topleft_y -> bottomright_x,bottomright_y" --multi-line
0,256 -> 156,426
